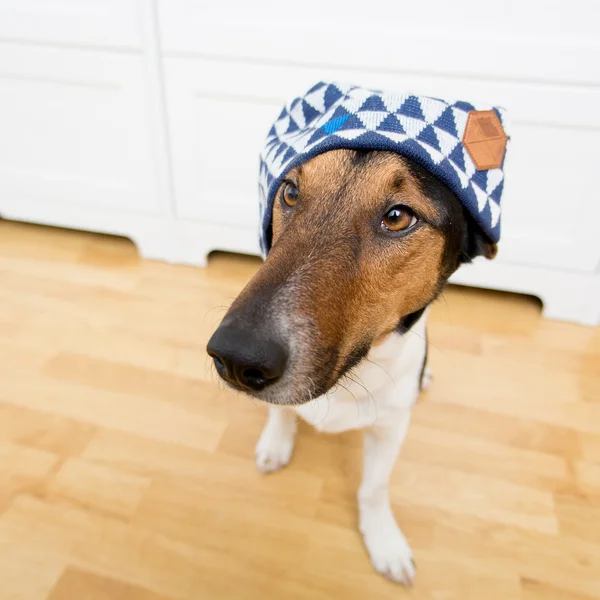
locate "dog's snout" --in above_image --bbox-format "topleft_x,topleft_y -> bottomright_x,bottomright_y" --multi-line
207,325 -> 288,393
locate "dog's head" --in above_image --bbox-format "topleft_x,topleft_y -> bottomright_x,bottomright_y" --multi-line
207,149 -> 496,404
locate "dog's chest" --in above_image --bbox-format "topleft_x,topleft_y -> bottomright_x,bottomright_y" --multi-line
294,323 -> 427,433
294,387 -> 402,433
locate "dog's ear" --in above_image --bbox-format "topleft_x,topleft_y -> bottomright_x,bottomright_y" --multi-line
460,221 -> 498,263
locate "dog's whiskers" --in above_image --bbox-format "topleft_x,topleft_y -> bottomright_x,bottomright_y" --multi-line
346,370 -> 379,426
364,358 -> 398,393
333,378 -> 361,421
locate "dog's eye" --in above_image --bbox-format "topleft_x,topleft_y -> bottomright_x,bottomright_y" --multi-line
281,182 -> 299,208
381,206 -> 418,232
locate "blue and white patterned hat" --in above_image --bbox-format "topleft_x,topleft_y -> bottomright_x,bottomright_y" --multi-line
258,81 -> 509,255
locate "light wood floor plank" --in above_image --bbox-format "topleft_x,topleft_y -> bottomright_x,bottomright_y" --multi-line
0,221 -> 598,599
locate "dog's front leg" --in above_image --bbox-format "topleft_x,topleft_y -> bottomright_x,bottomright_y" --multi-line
255,406 -> 297,474
358,410 -> 415,586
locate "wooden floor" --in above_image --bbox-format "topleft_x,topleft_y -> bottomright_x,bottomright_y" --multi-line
0,221 -> 599,600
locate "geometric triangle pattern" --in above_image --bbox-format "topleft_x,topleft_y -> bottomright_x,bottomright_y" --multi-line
259,81 -> 510,255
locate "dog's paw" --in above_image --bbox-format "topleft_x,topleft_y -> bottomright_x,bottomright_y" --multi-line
255,432 -> 295,473
255,419 -> 297,474
360,509 -> 415,586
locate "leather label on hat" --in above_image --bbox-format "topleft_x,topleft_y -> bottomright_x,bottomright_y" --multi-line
463,110 -> 508,171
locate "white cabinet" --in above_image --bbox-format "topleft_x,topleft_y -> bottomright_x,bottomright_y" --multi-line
1,0 -> 599,325
0,0 -> 176,261
0,44 -> 164,215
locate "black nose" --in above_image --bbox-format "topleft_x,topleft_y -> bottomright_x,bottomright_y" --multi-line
206,324 -> 288,392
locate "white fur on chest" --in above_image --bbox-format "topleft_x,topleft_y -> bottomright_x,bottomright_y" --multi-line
294,314 -> 427,433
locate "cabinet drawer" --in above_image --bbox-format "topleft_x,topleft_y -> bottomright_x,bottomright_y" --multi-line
0,44 -> 164,214
158,0 -> 600,86
165,78 -> 282,232
0,0 -> 144,49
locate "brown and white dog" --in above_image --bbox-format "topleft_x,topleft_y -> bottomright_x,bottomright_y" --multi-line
207,149 -> 496,585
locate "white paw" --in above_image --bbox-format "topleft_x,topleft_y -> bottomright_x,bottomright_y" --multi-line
359,509 -> 415,586
255,419 -> 296,474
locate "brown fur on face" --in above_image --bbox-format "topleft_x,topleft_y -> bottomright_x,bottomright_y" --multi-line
272,151 -> 445,352
225,149 -> 494,404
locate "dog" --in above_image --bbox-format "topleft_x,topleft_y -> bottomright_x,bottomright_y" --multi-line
207,82 -> 507,585
207,149 -> 497,585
